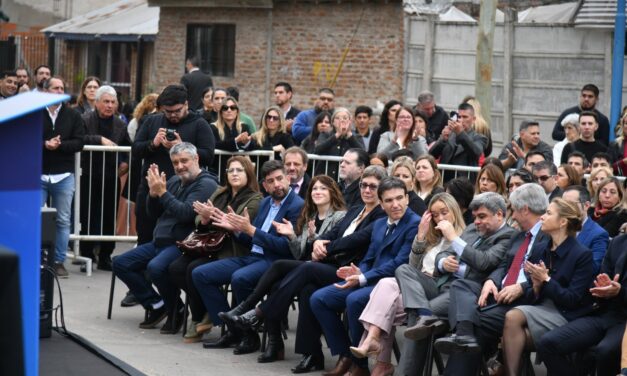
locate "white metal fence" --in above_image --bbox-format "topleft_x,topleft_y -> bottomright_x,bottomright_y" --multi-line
68,146 -> 625,275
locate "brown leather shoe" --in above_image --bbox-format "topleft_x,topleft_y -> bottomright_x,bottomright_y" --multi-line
347,364 -> 371,376
322,356 -> 352,376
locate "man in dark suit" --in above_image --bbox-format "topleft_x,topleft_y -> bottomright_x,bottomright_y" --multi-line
193,160 -> 304,354
562,185 -> 609,273
537,234 -> 627,376
434,183 -> 551,375
180,56 -> 213,111
532,161 -> 563,202
310,177 -> 421,376
398,192 -> 516,376
41,76 -> 85,278
430,103 -> 487,182
221,165 -> 388,373
283,146 -> 310,200
339,148 -> 369,208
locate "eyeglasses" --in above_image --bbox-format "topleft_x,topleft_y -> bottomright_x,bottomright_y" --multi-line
266,114 -> 280,121
226,167 -> 245,174
164,106 -> 185,115
221,105 -> 238,112
535,175 -> 551,182
359,182 -> 379,191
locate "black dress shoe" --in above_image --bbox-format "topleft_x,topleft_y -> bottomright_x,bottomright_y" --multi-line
232,309 -> 262,331
434,334 -> 481,354
292,354 -> 325,374
138,306 -> 168,329
233,330 -> 260,355
218,302 -> 250,326
202,331 -> 241,349
121,291 -> 139,307
97,257 -> 113,271
257,333 -> 284,363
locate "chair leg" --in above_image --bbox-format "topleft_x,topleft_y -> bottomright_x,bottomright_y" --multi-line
423,332 -> 435,376
182,295 -> 189,337
107,272 -> 116,319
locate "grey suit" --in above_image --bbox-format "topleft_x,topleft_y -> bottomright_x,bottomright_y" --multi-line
288,210 -> 346,260
396,223 -> 515,376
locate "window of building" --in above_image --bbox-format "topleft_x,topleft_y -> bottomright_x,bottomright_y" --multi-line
186,24 -> 236,77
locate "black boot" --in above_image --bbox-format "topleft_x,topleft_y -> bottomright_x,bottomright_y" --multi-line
233,329 -> 261,355
232,307 -> 263,331
257,320 -> 284,363
218,300 -> 252,327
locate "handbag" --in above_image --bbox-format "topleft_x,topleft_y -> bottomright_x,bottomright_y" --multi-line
176,229 -> 229,258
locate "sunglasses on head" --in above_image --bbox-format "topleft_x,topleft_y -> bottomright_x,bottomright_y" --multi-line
221,105 -> 238,112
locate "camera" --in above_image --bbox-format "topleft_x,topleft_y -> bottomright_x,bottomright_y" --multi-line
165,129 -> 177,141
449,111 -> 459,122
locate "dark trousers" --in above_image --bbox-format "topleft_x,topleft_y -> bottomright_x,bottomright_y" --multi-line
191,254 -> 272,325
259,262 -> 339,356
111,242 -> 181,310
79,175 -> 119,258
537,311 -> 625,376
135,182 -> 157,245
444,279 -> 517,376
168,254 -> 213,322
242,259 -> 305,310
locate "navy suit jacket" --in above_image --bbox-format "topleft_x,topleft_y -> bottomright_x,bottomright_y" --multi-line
237,189 -> 304,261
526,236 -> 595,321
577,217 -> 609,274
596,234 -> 627,316
359,209 -> 420,284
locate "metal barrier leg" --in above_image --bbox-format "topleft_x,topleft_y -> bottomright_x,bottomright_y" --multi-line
107,272 -> 116,319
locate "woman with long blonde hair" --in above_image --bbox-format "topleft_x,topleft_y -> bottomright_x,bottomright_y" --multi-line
245,105 -> 294,154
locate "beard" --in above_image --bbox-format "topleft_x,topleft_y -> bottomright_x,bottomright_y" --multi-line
270,187 -> 287,201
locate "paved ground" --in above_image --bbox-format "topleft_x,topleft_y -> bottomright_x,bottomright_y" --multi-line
49,245 -> 546,376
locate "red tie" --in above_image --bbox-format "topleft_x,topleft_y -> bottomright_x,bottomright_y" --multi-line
503,232 -> 533,287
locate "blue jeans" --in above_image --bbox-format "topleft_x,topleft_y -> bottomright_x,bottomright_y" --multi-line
112,242 -> 182,310
41,174 -> 75,263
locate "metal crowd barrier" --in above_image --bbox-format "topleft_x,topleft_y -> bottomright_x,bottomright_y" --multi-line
68,146 -> 625,276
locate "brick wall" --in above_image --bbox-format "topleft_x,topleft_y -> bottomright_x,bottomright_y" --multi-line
153,2 -> 405,124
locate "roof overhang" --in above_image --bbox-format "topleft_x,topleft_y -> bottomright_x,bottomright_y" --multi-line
574,0 -> 626,29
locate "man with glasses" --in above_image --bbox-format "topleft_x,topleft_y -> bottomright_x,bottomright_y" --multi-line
561,185 -> 609,273
133,84 -> 216,246
339,148 -> 369,208
532,161 -> 563,201
194,160 -> 304,355
292,87 -> 335,143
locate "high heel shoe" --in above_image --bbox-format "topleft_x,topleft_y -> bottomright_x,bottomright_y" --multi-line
349,338 -> 382,359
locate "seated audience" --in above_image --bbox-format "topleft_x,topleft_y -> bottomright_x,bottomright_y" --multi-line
553,113 -> 580,166
112,143 -> 218,333
499,198 -> 594,375
609,112 -> 627,176
500,120 -> 553,170
433,183 -> 550,375
369,153 -> 389,169
506,169 -> 534,194
414,155 -> 444,205
300,111 -> 332,154
354,105 -> 373,147
377,105 -> 427,159
588,177 -> 627,237
567,151 -> 590,180
168,155 -> 263,343
368,100 -> 402,154
338,148 -> 370,208
561,111 -> 607,164
221,166 -> 388,372
556,163 -> 581,190
532,161 -> 563,201
591,152 -> 612,170
292,88 -> 335,144
283,146 -> 311,200
474,164 -> 506,196
413,110 -> 432,145
538,233 -> 627,376
391,157 -> 427,216
523,150 -> 546,172
310,177 -> 420,376
210,96 -> 253,152
193,160 -> 304,355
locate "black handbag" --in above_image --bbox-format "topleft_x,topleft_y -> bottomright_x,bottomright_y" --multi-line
176,229 -> 229,258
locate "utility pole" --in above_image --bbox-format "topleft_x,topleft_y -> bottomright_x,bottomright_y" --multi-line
475,0 -> 497,126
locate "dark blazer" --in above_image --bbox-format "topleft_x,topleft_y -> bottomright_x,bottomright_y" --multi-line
285,106 -> 300,120
435,223 -> 517,283
180,70 -> 213,111
408,191 -> 427,216
358,209 -> 421,284
488,228 -> 551,293
608,139 -> 627,176
429,129 -> 487,182
549,187 -> 563,202
342,180 -> 363,209
595,234 -> 627,315
42,104 -> 85,174
323,205 -> 386,267
236,189 -> 304,261
297,174 -> 311,200
82,110 -> 131,176
577,218 -> 609,274
314,132 -> 365,179
525,236 -> 595,321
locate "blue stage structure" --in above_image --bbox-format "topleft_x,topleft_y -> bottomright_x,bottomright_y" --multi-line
0,91 -> 70,376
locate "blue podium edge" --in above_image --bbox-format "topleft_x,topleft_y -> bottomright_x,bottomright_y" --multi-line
0,92 -> 70,123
